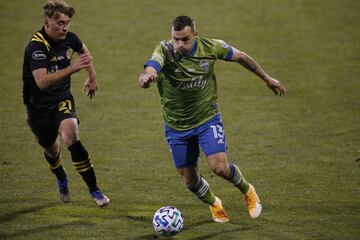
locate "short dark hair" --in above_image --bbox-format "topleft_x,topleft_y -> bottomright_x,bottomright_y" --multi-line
171,15 -> 196,32
43,0 -> 75,19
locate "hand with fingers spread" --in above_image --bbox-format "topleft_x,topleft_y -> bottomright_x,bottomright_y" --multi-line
265,77 -> 287,96
78,44 -> 97,99
83,77 -> 97,99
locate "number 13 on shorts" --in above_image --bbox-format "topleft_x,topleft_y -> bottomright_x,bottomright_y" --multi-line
210,124 -> 225,144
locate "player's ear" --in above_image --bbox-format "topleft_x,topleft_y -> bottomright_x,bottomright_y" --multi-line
44,18 -> 49,27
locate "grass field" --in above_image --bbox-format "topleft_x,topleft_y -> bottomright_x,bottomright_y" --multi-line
0,0 -> 359,239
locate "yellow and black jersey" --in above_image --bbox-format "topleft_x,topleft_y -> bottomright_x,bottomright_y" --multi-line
22,27 -> 83,110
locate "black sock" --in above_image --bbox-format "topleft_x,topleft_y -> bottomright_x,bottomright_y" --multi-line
44,152 -> 67,181
79,168 -> 99,193
68,141 -> 99,193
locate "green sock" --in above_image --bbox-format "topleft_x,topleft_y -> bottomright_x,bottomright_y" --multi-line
187,177 -> 216,205
227,163 -> 250,194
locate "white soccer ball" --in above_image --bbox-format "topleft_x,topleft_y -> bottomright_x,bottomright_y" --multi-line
152,206 -> 184,236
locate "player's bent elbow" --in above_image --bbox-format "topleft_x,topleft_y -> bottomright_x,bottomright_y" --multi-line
34,81 -> 46,90
34,78 -> 50,91
32,69 -> 50,90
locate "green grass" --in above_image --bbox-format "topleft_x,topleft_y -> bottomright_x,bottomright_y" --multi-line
0,0 -> 359,239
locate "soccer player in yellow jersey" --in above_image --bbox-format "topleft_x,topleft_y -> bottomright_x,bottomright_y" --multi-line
139,16 -> 286,222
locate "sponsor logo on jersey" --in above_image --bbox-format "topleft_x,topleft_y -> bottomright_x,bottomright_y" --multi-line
176,76 -> 208,90
32,51 -> 46,60
200,60 -> 209,71
50,55 -> 65,62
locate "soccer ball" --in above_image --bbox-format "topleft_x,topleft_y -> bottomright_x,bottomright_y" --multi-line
152,206 -> 184,236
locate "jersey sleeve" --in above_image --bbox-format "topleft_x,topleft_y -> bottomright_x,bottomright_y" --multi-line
67,32 -> 83,52
144,41 -> 167,73
212,39 -> 234,61
26,42 -> 50,72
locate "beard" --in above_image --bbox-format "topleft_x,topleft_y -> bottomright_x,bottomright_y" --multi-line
175,47 -> 189,56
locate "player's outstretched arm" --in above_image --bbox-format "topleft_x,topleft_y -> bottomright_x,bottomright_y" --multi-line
231,48 -> 287,96
80,44 -> 97,99
32,53 -> 92,90
139,66 -> 158,89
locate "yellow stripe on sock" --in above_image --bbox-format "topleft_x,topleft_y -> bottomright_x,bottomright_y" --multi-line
73,158 -> 91,166
75,162 -> 91,169
76,165 -> 93,172
49,156 -> 62,169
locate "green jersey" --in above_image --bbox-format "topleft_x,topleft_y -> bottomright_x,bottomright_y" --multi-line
145,37 -> 233,130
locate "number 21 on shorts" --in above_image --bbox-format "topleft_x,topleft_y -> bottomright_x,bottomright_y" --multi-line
58,100 -> 72,113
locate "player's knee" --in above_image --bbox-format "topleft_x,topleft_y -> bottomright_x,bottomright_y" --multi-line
62,132 -> 79,147
44,148 -> 59,159
59,119 -> 79,147
63,137 -> 78,147
210,164 -> 230,178
44,142 -> 60,158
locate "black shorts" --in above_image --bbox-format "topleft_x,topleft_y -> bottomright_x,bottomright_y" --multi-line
26,97 -> 78,148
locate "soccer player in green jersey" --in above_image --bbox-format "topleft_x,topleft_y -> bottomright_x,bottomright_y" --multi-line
139,16 -> 286,223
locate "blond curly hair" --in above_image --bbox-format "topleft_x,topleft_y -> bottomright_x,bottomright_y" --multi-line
43,0 -> 75,19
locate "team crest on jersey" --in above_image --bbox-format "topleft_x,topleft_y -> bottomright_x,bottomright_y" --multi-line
200,60 -> 209,71
66,48 -> 74,60
219,40 -> 229,49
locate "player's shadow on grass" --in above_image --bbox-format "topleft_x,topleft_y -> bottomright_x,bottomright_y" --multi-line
135,218 -> 250,240
187,226 -> 250,240
0,203 -> 56,224
185,220 -> 250,240
0,203 -> 94,239
124,214 -> 152,223
124,215 -> 160,240
0,220 -> 94,239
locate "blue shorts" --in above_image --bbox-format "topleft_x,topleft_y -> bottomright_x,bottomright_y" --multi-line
164,114 -> 227,169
